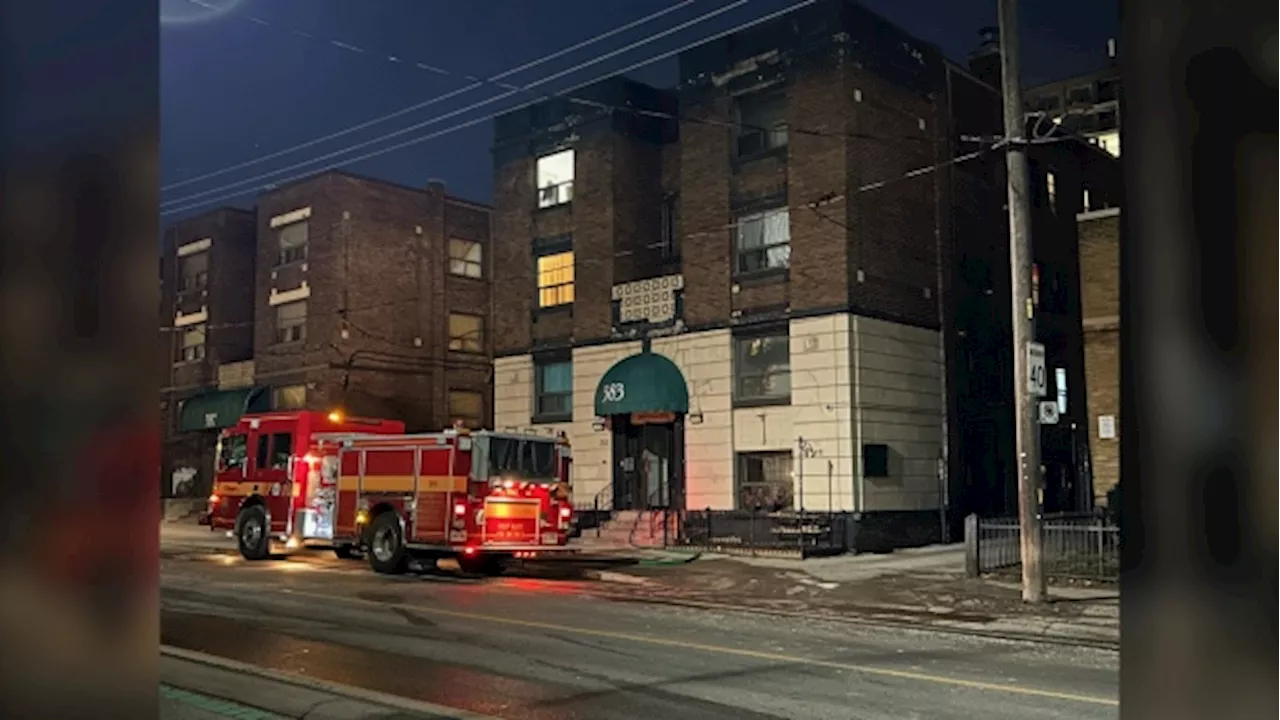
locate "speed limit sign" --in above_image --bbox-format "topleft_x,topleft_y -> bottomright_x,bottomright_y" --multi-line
1026,342 -> 1047,397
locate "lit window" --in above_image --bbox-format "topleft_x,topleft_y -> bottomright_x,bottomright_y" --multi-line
733,330 -> 791,404
536,251 -> 575,308
448,313 -> 485,353
736,207 -> 791,274
448,238 -> 483,278
448,390 -> 484,428
1082,186 -> 1092,212
735,451 -> 794,511
735,92 -> 788,157
536,149 -> 575,208
177,251 -> 209,293
178,323 -> 206,363
275,301 -> 307,344
272,385 -> 307,410
534,359 -> 572,421
277,221 -> 308,266
1046,171 -> 1057,212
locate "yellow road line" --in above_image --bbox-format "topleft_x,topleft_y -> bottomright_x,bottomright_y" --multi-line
167,578 -> 1118,707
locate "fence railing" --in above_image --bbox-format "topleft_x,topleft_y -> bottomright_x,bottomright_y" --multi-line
965,513 -> 1119,582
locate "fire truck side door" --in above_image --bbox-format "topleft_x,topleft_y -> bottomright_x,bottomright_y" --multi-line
256,431 -> 293,533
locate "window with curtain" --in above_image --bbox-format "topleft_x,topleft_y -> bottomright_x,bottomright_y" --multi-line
735,207 -> 791,274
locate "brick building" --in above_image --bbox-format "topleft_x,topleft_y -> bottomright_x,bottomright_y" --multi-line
163,171 -> 493,498
1076,207 -> 1121,508
491,0 -> 990,545
489,0 -> 1122,545
159,207 -> 258,498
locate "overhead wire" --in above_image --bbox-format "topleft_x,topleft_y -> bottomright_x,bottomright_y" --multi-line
164,0 -> 706,191
161,0 -> 756,211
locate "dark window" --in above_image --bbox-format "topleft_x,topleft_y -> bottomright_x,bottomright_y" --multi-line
734,92 -> 788,157
277,221 -> 308,266
735,451 -> 794,511
218,433 -> 247,471
256,435 -> 269,470
733,330 -> 791,405
534,359 -> 572,421
735,207 -> 791,274
863,444 -> 890,477
1033,95 -> 1061,112
1067,85 -> 1093,105
177,251 -> 209,292
271,433 -> 293,470
275,301 -> 307,344
1096,78 -> 1119,103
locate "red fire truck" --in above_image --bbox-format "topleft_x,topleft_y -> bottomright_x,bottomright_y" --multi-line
203,410 -> 575,574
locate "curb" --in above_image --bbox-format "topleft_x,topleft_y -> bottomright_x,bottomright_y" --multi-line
580,588 -> 1120,651
161,645 -> 505,719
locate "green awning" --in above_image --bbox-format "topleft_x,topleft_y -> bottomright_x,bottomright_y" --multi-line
178,387 -> 268,432
594,350 -> 689,416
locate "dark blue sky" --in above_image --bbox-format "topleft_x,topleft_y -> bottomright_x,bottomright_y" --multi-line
160,0 -> 1116,223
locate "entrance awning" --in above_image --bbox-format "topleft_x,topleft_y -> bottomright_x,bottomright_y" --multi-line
594,350 -> 689,416
178,387 -> 268,432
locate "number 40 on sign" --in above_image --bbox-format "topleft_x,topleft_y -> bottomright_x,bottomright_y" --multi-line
1026,342 -> 1047,397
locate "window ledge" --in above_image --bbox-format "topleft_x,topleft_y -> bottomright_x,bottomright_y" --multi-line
532,413 -> 572,425
534,201 -> 573,214
734,268 -> 789,286
732,395 -> 792,409
534,304 -> 574,318
734,145 -> 788,166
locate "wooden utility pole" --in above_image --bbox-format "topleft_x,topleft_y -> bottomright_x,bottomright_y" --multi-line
997,0 -> 1047,603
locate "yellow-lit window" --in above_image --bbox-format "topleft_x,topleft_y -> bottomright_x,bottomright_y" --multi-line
537,251 -> 575,307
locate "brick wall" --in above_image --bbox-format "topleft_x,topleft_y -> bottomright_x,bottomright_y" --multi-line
1077,209 -> 1121,504
253,171 -> 492,432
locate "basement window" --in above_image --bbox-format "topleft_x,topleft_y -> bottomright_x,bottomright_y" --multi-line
735,451 -> 794,512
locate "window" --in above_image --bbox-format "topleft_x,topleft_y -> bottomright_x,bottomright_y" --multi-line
218,433 -> 247,472
256,434 -> 270,470
1033,95 -> 1061,112
733,330 -> 791,404
534,359 -> 572,421
177,251 -> 208,293
536,149 -> 574,208
271,433 -> 293,470
448,238 -> 483,278
275,300 -> 307,344
863,444 -> 890,478
660,193 -> 679,260
735,92 -> 788,157
735,451 -> 794,512
735,207 -> 791,274
277,221 -> 308,266
448,313 -> 485,353
1096,78 -> 1118,103
1082,186 -> 1092,212
448,390 -> 484,428
536,250 -> 575,308
178,323 -> 206,363
272,384 -> 307,410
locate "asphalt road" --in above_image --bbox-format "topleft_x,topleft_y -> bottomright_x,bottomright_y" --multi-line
160,529 -> 1118,720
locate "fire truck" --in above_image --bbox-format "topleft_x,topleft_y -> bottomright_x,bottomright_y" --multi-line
203,410 -> 575,574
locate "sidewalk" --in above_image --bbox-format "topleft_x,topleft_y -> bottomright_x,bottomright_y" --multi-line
581,546 -> 1119,648
160,646 -> 502,720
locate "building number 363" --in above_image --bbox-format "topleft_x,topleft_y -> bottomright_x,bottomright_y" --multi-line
601,382 -> 626,403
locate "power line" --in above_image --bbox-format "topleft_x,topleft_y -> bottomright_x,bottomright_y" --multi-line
161,0 -> 753,210
163,0 -> 707,192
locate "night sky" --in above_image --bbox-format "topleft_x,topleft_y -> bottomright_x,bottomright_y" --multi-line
160,0 -> 1117,223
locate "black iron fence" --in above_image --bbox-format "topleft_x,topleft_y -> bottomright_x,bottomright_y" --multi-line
965,513 -> 1119,582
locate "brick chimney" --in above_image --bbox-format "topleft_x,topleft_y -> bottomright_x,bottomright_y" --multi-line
968,26 -> 1002,89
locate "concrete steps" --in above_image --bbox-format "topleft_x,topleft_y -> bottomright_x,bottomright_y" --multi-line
573,510 -> 678,550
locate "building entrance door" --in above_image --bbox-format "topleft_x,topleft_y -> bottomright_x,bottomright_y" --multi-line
611,413 -> 684,511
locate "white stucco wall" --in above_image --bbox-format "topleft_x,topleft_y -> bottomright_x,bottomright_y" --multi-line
492,313 -> 945,513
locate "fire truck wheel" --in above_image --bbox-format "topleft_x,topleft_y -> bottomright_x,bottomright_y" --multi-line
235,506 -> 270,561
367,512 -> 407,575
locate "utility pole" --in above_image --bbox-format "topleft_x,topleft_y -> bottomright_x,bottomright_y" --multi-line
997,0 -> 1046,603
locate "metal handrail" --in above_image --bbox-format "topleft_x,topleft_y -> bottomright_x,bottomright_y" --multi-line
591,480 -> 614,538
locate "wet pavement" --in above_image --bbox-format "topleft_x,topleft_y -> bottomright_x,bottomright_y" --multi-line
161,533 -> 1118,720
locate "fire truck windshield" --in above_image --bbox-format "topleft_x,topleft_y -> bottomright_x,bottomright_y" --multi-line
476,436 -> 556,480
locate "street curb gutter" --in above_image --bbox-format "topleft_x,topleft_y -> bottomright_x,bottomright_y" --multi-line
583,590 -> 1120,652
161,645 -> 505,720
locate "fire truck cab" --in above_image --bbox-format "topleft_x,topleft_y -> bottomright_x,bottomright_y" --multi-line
205,411 -> 575,575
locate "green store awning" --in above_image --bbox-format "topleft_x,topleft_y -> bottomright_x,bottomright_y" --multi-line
178,387 -> 268,432
594,350 -> 689,416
